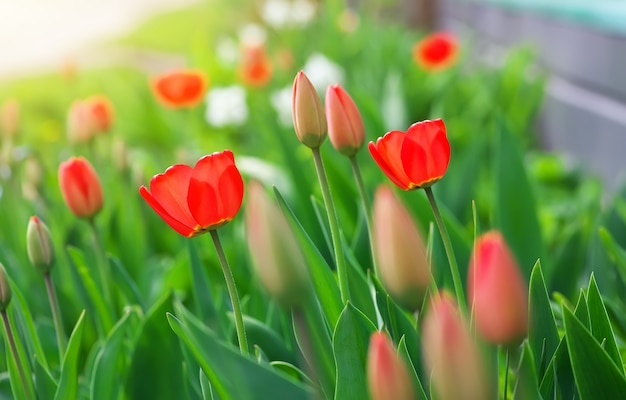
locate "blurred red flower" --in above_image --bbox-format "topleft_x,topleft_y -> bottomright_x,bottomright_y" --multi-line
368,119 -> 450,190
67,95 -> 114,143
239,46 -> 272,87
139,150 -> 244,237
152,70 -> 207,108
58,157 -> 104,219
413,32 -> 458,72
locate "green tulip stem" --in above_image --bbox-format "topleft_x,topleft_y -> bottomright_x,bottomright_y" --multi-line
210,229 -> 248,355
423,186 -> 466,313
44,273 -> 67,359
349,156 -> 379,277
88,218 -> 111,305
311,147 -> 350,303
1,310 -> 35,400
503,346 -> 510,399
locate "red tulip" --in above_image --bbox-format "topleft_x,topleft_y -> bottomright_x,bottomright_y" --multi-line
367,332 -> 415,400
58,157 -> 104,219
152,70 -> 207,108
422,292 -> 490,400
86,95 -> 114,133
325,84 -> 365,157
468,231 -> 528,344
413,32 -> 458,72
67,96 -> 114,143
139,150 -> 244,237
368,119 -> 450,190
239,45 -> 272,87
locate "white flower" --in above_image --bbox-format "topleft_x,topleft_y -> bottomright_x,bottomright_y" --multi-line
302,53 -> 344,92
291,0 -> 316,26
271,86 -> 293,128
215,36 -> 239,66
205,86 -> 248,127
260,0 -> 316,29
238,23 -> 267,47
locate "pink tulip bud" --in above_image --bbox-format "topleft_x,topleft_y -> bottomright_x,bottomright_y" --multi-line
422,292 -> 491,400
67,96 -> 113,143
468,231 -> 528,344
58,157 -> 104,219
292,71 -> 327,148
373,185 -> 430,310
367,332 -> 415,400
245,181 -> 310,307
325,84 -> 365,157
0,99 -> 19,139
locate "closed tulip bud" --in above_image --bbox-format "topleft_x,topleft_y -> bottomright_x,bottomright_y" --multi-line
367,332 -> 415,400
325,84 -> 365,157
292,71 -> 326,148
58,157 -> 103,219
422,292 -> 491,400
468,231 -> 528,345
0,99 -> 19,139
373,185 -> 430,310
0,264 -> 11,312
245,181 -> 310,307
27,216 -> 55,274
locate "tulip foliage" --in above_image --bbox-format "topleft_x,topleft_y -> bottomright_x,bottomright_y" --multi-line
1,2 -> 626,400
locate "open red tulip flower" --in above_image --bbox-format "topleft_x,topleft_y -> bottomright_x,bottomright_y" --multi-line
239,45 -> 273,87
152,70 -> 207,108
368,119 -> 450,190
412,32 -> 458,72
139,150 -> 244,237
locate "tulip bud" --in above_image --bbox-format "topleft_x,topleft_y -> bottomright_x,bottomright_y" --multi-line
27,216 -> 56,274
422,292 -> 491,400
292,71 -> 326,148
67,96 -> 113,143
245,181 -> 310,307
325,84 -> 365,157
373,185 -> 430,310
367,332 -> 415,400
0,99 -> 19,139
58,157 -> 103,219
0,263 -> 11,312
468,231 -> 528,345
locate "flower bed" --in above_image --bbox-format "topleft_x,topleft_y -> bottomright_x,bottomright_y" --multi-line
0,1 -> 625,399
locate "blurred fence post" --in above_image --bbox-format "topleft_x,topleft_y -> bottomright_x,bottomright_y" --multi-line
406,0 -> 438,31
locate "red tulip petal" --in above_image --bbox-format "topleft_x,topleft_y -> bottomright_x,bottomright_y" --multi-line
399,138 -> 430,187
368,132 -> 413,190
188,151 -> 242,228
139,186 -> 196,237
429,128 -> 451,179
217,165 -> 244,221
149,165 -> 198,230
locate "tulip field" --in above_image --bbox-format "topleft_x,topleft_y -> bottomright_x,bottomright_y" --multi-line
1,1 -> 626,399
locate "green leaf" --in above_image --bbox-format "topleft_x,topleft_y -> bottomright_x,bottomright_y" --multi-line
586,275 -> 624,373
513,342 -> 541,400
598,227 -> 626,287
233,314 -> 298,365
125,292 -> 185,400
7,276 -> 49,369
548,225 -> 587,300
563,306 -> 626,400
54,310 -> 86,400
293,298 -> 336,398
273,187 -> 342,327
343,243 -> 377,324
494,118 -> 544,279
67,246 -> 114,334
573,290 -> 590,329
90,307 -> 141,400
3,306 -> 36,400
538,335 -> 576,400
199,369 -> 214,400
108,255 -> 145,311
34,357 -> 57,400
187,240 -> 220,335
332,302 -> 376,400
528,260 -> 559,379
167,312 -> 313,400
397,336 -> 428,400
270,361 -> 315,386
